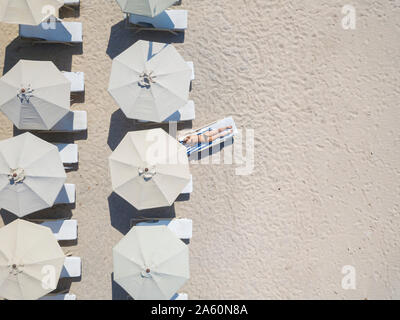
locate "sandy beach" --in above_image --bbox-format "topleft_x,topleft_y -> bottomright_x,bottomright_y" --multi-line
0,0 -> 399,299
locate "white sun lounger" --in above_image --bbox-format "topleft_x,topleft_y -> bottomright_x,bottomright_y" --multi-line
172,293 -> 188,300
51,111 -> 87,132
165,100 -> 195,122
179,116 -> 238,156
128,10 -> 187,34
63,0 -> 80,8
62,72 -> 85,93
55,143 -> 78,166
40,219 -> 78,241
181,175 -> 193,194
19,21 -> 83,45
137,218 -> 192,240
39,293 -> 77,300
54,184 -> 76,205
60,257 -> 81,278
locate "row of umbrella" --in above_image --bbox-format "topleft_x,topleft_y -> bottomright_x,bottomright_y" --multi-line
0,128 -> 190,217
0,129 -> 190,300
0,0 -> 177,26
0,40 -> 191,129
0,220 -> 188,300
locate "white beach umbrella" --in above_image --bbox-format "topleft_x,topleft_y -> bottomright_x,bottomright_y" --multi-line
116,0 -> 176,18
113,225 -> 189,300
0,0 -> 63,25
0,133 -> 67,217
109,128 -> 191,210
0,219 -> 65,300
108,40 -> 191,122
0,59 -> 71,131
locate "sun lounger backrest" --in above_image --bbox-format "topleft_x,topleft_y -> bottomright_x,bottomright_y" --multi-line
61,257 -> 81,278
55,143 -> 79,165
54,184 -> 76,205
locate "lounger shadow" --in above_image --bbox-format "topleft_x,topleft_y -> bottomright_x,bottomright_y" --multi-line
129,11 -> 176,30
108,192 -> 176,235
3,37 -> 82,76
106,20 -> 184,60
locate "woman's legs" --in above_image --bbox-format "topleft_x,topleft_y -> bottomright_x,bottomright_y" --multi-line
206,128 -> 233,143
204,126 -> 233,138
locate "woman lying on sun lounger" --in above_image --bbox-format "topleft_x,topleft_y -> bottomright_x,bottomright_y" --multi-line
182,126 -> 233,146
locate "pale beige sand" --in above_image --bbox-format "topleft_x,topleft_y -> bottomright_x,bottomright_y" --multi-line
0,0 -> 400,300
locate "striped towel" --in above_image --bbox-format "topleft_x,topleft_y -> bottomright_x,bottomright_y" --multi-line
181,128 -> 234,155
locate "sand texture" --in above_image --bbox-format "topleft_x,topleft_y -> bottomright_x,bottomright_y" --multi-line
0,0 -> 400,299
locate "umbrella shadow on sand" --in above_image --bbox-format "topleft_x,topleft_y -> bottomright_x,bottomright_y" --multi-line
111,272 -> 131,300
107,109 -> 193,152
108,192 -> 177,235
106,19 -> 184,60
107,109 -> 139,151
3,37 -> 82,75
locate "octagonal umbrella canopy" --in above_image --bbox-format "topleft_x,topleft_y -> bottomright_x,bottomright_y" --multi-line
0,59 -> 71,131
109,128 -> 191,210
0,0 -> 63,25
116,0 -> 176,18
0,219 -> 65,300
0,132 -> 67,217
108,40 -> 191,122
113,225 -> 189,300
